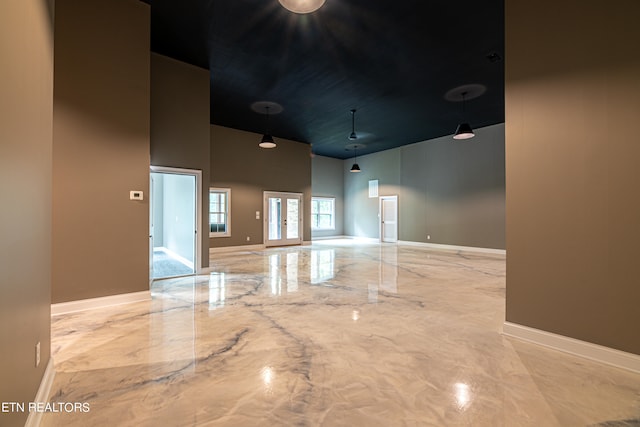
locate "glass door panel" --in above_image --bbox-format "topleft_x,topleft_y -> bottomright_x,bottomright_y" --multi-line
268,197 -> 282,240
286,198 -> 299,239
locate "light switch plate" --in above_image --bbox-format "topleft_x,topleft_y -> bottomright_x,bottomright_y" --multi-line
130,191 -> 144,201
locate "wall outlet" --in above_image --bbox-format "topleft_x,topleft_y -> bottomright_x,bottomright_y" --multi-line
427,235 -> 431,240
246,236 -> 250,241
35,341 -> 41,367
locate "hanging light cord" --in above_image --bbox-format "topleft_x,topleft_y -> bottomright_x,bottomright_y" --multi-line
349,109 -> 358,140
351,109 -> 356,135
265,106 -> 270,133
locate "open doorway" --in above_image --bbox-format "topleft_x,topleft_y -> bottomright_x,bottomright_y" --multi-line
150,167 -> 201,279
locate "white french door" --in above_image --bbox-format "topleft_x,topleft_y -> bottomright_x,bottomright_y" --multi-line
380,195 -> 398,243
264,191 -> 303,247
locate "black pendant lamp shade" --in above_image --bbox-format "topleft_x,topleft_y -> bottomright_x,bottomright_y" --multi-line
453,91 -> 475,140
350,144 -> 361,173
453,123 -> 475,140
259,133 -> 276,148
259,106 -> 276,148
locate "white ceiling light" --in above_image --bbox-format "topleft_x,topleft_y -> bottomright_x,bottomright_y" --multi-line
278,0 -> 326,14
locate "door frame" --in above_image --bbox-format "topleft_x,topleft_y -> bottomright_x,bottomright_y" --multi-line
150,166 -> 202,278
263,191 -> 303,247
379,195 -> 398,243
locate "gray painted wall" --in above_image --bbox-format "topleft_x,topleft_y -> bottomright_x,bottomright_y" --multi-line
344,148 -> 402,239
505,0 -> 640,354
151,53 -> 210,268
52,0 -> 151,303
0,0 -> 53,425
311,155 -> 344,238
343,124 -> 505,249
210,125 -> 312,247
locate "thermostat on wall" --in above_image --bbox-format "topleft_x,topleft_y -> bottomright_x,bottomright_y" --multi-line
130,191 -> 144,201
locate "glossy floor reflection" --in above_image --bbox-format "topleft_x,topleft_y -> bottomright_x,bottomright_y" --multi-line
42,241 -> 640,426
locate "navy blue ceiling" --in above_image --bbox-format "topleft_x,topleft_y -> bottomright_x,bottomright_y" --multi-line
147,0 -> 504,159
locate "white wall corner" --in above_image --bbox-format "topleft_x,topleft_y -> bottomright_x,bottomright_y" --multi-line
503,322 -> 640,374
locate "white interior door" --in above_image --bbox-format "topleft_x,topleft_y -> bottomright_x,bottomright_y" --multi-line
380,195 -> 398,243
264,191 -> 303,247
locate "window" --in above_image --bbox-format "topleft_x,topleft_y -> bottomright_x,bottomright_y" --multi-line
209,188 -> 230,237
311,197 -> 335,230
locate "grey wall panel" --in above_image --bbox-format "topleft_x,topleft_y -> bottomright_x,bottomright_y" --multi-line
151,53 -> 210,268
311,155 -> 344,238
506,0 -> 640,355
52,0 -> 150,303
0,0 -> 54,424
210,125 -> 312,247
344,124 -> 505,249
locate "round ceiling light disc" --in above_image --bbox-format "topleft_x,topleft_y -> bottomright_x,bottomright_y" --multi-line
278,0 -> 326,14
345,143 -> 366,151
444,84 -> 487,102
251,101 -> 284,115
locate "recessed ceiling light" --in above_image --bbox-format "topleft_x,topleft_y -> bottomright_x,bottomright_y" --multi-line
278,0 -> 326,14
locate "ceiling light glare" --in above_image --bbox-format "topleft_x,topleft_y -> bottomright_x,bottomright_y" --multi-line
278,0 -> 326,14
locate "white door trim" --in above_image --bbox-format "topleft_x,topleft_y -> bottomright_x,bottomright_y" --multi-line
379,195 -> 398,243
150,166 -> 202,275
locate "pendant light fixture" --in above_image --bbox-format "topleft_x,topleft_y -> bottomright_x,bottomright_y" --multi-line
453,91 -> 475,140
347,110 -> 361,172
259,106 -> 276,149
350,145 -> 361,173
349,109 -> 358,140
278,0 -> 325,14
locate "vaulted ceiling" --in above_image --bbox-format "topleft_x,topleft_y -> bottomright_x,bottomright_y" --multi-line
147,0 -> 504,159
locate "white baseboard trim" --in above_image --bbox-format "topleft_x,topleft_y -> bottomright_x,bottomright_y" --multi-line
348,236 -> 381,244
25,357 -> 56,427
311,235 -> 348,241
51,291 -> 151,316
503,322 -> 640,373
398,240 -> 506,255
209,244 -> 265,254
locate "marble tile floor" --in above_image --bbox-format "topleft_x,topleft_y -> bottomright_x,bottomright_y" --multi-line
42,241 -> 640,426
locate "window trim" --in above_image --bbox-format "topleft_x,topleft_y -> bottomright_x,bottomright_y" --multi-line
209,187 -> 231,238
311,196 -> 336,231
